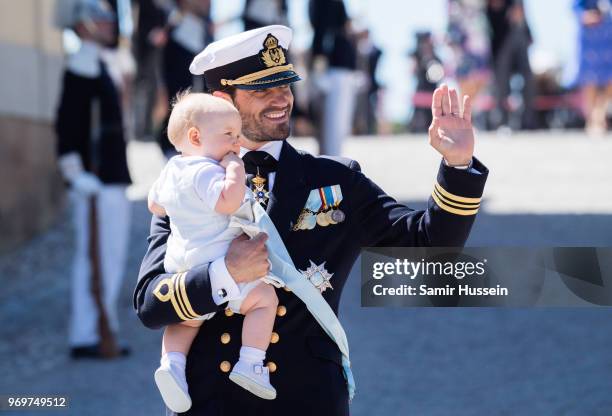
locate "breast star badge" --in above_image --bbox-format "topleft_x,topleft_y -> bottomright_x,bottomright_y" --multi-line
300,261 -> 333,293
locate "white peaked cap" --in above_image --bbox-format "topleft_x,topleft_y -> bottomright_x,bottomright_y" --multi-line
189,25 -> 301,91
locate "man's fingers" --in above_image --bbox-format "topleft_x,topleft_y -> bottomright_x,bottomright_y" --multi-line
251,232 -> 269,246
462,95 -> 472,123
255,249 -> 270,272
428,118 -> 441,146
262,259 -> 272,275
441,84 -> 450,115
431,87 -> 443,118
449,88 -> 460,116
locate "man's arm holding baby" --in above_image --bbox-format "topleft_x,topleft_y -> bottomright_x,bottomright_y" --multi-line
134,216 -> 270,329
215,152 -> 246,215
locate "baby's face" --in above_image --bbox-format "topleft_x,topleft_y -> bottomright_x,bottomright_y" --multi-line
198,111 -> 242,161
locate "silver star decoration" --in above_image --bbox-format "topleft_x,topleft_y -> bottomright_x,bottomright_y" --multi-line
300,260 -> 333,293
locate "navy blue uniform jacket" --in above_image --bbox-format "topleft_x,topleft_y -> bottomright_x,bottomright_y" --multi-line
134,141 -> 488,415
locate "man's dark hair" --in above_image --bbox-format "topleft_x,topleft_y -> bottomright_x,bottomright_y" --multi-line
206,84 -> 236,99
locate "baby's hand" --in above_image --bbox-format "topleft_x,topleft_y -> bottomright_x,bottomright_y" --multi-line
220,152 -> 244,169
148,198 -> 167,217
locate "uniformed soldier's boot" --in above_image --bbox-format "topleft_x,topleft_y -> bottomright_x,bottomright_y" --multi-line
229,360 -> 277,400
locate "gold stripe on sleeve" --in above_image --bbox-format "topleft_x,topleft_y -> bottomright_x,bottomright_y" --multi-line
178,273 -> 199,319
434,182 -> 481,204
173,273 -> 197,320
431,192 -> 479,216
433,188 -> 480,209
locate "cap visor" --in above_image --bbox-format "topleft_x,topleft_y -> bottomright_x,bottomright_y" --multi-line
234,71 -> 302,90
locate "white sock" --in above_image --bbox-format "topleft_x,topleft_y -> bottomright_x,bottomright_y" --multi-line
162,351 -> 186,368
238,346 -> 266,366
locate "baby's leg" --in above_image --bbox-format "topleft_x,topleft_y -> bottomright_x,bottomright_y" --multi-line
156,320 -> 202,413
229,282 -> 278,400
162,320 -> 202,356
239,282 -> 278,350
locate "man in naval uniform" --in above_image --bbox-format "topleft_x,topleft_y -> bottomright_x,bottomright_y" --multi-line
134,25 -> 488,415
55,0 -> 132,358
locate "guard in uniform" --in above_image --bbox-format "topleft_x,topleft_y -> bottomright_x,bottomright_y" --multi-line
54,0 -> 132,358
134,25 -> 488,415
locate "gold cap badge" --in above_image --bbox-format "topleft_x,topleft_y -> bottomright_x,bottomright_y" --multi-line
260,34 -> 286,68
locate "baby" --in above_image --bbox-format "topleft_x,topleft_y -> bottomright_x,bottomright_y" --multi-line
148,92 -> 279,413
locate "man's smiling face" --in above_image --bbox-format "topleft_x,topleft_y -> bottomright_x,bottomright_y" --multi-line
230,85 -> 294,143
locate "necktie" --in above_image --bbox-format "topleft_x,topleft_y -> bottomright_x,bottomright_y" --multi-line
243,151 -> 278,209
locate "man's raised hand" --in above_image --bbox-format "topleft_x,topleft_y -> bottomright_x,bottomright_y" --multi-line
428,84 -> 475,166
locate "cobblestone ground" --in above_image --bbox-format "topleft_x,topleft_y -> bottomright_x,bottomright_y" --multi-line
1,132 -> 612,416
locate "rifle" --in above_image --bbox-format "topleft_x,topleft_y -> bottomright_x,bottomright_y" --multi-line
88,97 -> 119,358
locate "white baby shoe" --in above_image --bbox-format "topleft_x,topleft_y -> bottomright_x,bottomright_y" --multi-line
229,361 -> 277,400
154,359 -> 192,413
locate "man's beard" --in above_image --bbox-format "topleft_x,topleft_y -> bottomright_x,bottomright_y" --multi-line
237,105 -> 292,143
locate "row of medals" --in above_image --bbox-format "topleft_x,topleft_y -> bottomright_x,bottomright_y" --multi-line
294,207 -> 346,230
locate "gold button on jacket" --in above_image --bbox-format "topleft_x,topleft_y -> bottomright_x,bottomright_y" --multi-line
276,305 -> 287,316
220,361 -> 231,372
220,333 -> 231,344
267,361 -> 277,373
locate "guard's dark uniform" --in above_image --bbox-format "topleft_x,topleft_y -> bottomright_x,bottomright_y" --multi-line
134,139 -> 488,415
56,65 -> 131,184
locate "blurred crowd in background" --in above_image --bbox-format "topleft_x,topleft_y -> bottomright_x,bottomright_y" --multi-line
57,0 -> 386,157
56,0 -> 612,161
409,0 -> 612,135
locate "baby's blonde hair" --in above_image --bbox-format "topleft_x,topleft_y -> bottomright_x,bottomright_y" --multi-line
167,91 -> 238,149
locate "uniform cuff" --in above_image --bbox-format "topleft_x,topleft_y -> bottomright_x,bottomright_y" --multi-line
154,265 -> 218,320
209,257 -> 241,305
431,157 -> 488,216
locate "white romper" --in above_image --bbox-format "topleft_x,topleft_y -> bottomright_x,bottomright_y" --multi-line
149,155 -> 271,319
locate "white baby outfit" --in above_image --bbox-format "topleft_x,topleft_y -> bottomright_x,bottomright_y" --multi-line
148,155 -> 275,319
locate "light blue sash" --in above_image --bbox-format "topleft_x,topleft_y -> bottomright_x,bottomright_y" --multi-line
230,201 -> 356,400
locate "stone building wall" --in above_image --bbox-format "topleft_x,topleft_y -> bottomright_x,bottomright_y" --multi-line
0,0 -> 65,252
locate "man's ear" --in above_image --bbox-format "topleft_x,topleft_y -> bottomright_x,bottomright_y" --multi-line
187,127 -> 201,146
212,90 -> 234,104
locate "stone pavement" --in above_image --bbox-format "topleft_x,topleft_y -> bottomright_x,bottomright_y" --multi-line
1,132 -> 612,416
